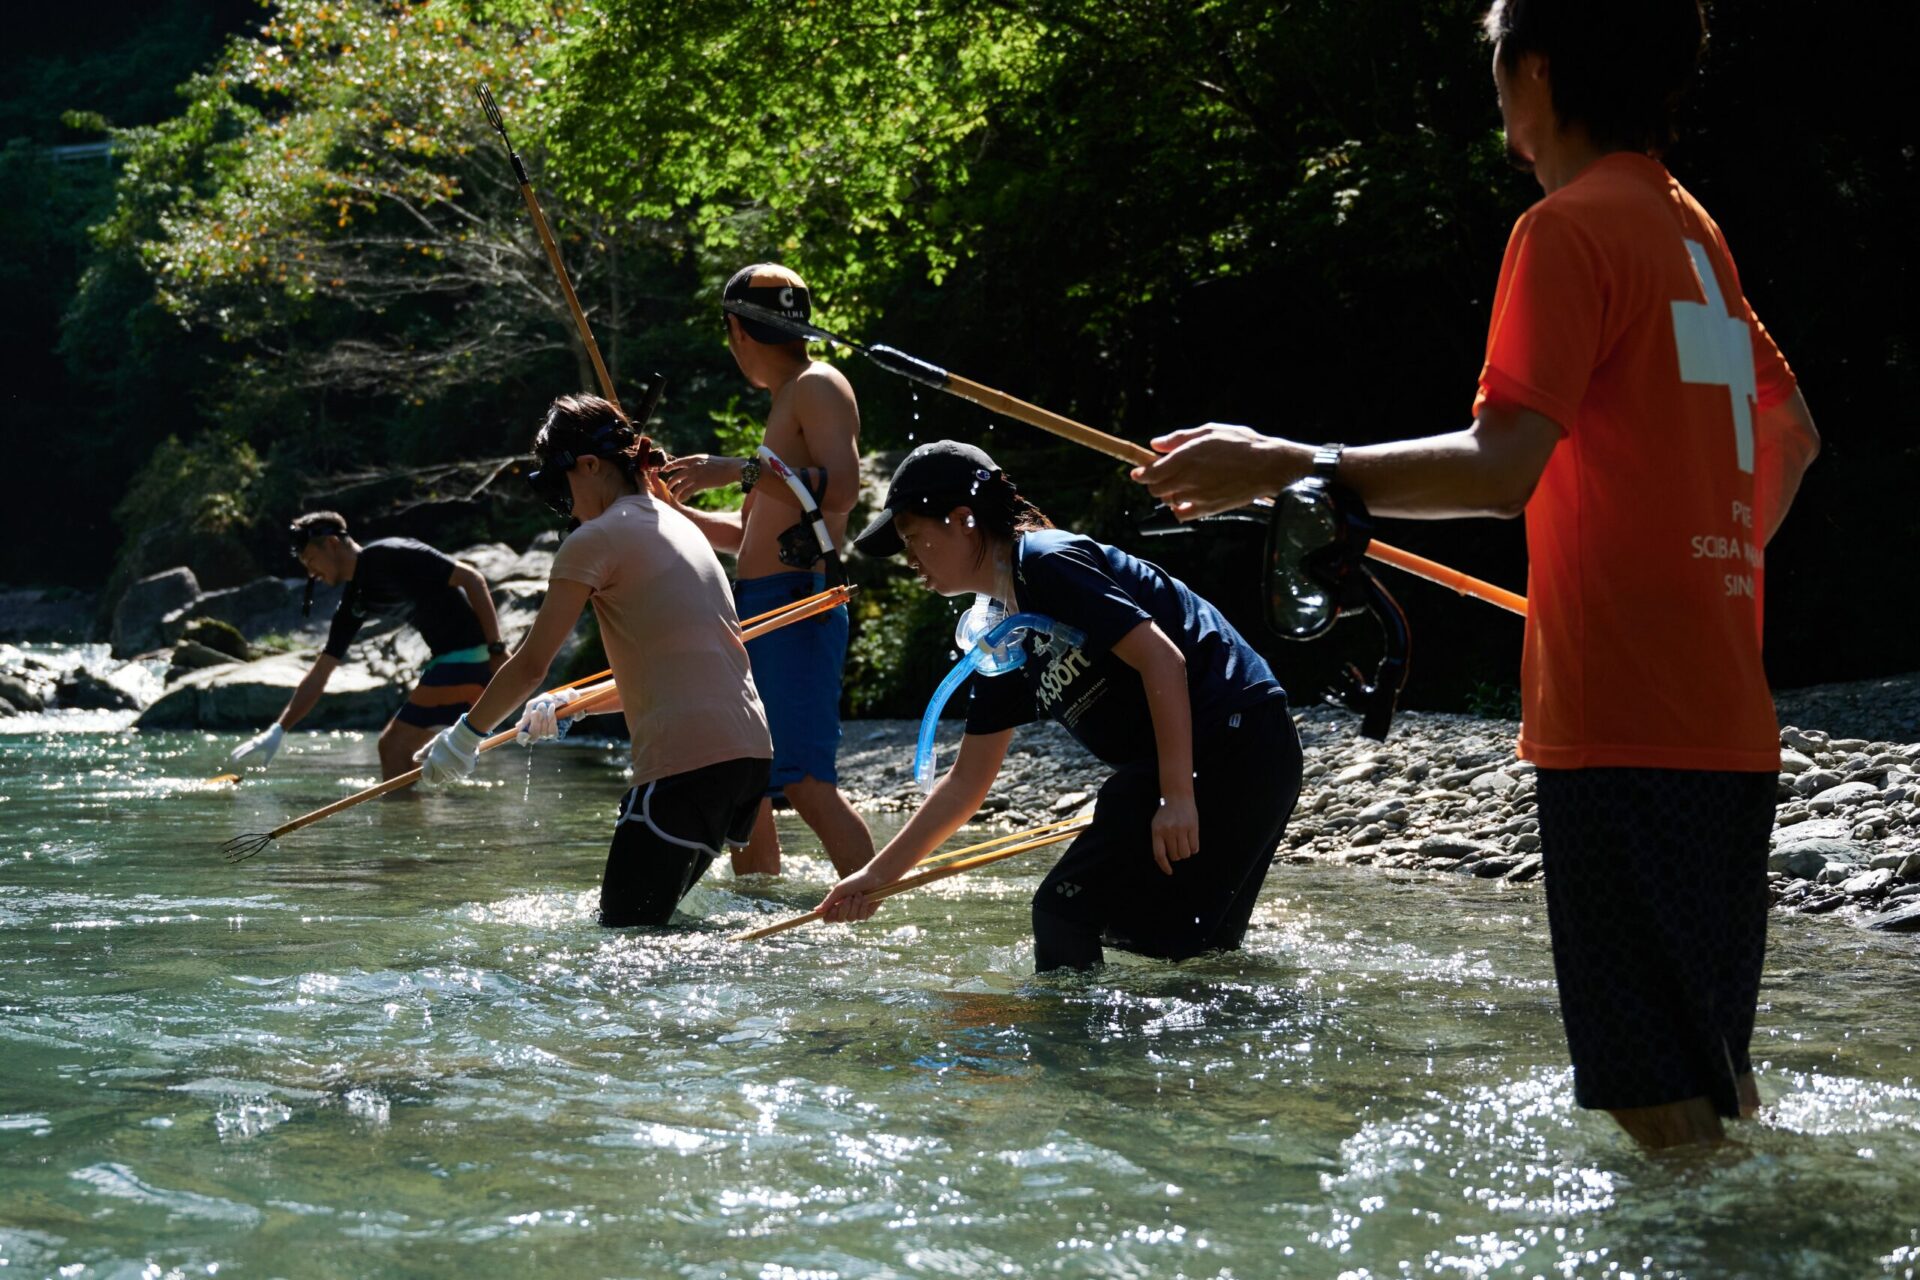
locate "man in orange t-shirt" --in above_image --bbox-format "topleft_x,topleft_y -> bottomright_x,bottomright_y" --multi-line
1133,0 -> 1820,1149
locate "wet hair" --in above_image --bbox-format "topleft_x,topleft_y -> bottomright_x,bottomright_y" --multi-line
290,510 -> 348,540
533,394 -> 667,485
919,471 -> 1053,565
1484,0 -> 1706,156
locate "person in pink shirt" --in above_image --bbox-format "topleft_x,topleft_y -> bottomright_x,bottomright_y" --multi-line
416,394 -> 774,927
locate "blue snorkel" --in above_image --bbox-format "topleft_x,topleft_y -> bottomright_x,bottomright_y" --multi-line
914,605 -> 1086,790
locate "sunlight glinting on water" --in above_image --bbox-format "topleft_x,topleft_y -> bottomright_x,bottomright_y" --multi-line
2,727 -> 1918,1277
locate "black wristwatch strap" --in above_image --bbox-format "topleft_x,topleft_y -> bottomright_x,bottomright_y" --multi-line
1313,443 -> 1346,483
739,457 -> 760,493
487,640 -> 507,656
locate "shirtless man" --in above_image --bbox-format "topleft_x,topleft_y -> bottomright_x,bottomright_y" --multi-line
660,264 -> 874,876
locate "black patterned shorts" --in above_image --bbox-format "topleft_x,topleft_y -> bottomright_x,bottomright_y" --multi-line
1535,766 -> 1777,1117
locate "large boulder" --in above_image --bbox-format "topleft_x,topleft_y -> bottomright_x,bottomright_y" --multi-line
0,588 -> 96,643
136,652 -> 404,730
55,668 -> 144,711
451,542 -> 523,586
112,568 -> 201,656
179,617 -> 252,661
167,639 -> 240,681
0,670 -> 45,712
160,576 -> 292,642
509,530 -> 560,584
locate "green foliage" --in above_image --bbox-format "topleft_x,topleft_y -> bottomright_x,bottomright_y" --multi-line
549,2 -> 1049,319
107,1 -> 592,397
112,434 -> 266,591
843,569 -> 962,718
1464,680 -> 1522,722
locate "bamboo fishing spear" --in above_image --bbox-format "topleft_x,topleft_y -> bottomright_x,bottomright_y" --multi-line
219,677 -> 621,863
730,818 -> 1093,942
721,300 -> 1529,618
478,84 -> 617,407
218,587 -> 853,862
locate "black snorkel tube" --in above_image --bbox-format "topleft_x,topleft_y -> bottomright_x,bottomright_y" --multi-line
1263,478 -> 1411,742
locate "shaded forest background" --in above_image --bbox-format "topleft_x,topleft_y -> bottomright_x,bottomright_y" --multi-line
1,0 -> 1912,717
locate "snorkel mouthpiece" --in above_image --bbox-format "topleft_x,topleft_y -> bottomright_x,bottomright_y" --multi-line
914,611 -> 1086,790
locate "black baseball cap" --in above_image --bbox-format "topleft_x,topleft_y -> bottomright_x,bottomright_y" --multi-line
722,266 -> 811,345
852,440 -> 1003,558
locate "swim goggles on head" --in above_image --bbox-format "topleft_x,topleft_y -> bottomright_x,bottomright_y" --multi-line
289,520 -> 347,618
914,605 -> 1085,790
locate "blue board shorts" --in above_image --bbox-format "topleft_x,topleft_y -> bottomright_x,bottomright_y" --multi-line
736,571 -> 848,795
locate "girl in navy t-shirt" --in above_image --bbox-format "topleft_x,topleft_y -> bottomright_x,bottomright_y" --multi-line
819,440 -> 1303,971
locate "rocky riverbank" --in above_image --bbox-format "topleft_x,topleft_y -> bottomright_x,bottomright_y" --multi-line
840,671 -> 1920,936
0,534 -> 564,731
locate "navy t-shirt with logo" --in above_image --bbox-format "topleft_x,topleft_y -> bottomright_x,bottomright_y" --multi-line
323,538 -> 483,660
963,530 -> 1285,766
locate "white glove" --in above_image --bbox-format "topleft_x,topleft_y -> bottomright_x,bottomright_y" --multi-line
514,687 -> 580,746
414,716 -> 484,787
229,723 -> 285,770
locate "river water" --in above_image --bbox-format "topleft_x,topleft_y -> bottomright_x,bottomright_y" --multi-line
2,715 -> 1918,1278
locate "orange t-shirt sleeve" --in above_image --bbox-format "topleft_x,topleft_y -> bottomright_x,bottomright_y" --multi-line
1475,208 -> 1606,433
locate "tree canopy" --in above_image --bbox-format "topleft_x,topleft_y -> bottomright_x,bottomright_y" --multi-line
2,0 -> 1911,706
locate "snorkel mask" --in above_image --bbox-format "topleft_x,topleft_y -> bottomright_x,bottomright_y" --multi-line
524,382 -> 667,523
289,518 -> 347,618
1265,478 -> 1409,741
915,608 -> 1086,790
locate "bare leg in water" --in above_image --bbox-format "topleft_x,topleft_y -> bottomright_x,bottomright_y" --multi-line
1608,1073 -> 1761,1150
731,776 -> 873,876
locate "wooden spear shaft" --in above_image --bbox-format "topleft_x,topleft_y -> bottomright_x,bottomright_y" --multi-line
477,84 -> 620,409
730,823 -> 1089,943
242,589 -> 854,845
935,370 -> 1528,617
253,679 -> 622,844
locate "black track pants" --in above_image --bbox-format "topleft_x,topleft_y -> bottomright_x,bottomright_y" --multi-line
600,756 -> 771,927
1031,698 -> 1301,972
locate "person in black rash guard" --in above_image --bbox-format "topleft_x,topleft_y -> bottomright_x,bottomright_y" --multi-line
815,441 -> 1304,971
227,511 -> 509,780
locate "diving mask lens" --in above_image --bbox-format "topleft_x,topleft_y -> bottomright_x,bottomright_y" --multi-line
526,453 -> 575,517
1264,481 -> 1342,639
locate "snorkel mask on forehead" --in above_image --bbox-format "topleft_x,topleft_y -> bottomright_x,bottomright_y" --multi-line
524,382 -> 667,523
1265,478 -> 1410,741
525,420 -> 635,519
289,518 -> 347,618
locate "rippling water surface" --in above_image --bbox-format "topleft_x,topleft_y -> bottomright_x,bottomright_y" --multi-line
3,721 -> 1918,1278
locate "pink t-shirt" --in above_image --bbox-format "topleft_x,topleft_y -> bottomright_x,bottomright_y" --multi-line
550,492 -> 772,785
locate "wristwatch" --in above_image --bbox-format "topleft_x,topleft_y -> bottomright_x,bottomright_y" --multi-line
487,640 -> 508,657
1313,443 -> 1346,484
738,457 -> 760,494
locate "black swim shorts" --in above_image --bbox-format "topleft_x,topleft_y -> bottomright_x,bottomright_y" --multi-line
1535,766 -> 1777,1117
601,756 -> 772,927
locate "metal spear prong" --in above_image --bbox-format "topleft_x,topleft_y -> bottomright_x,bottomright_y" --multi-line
220,831 -> 275,865
476,82 -> 507,137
